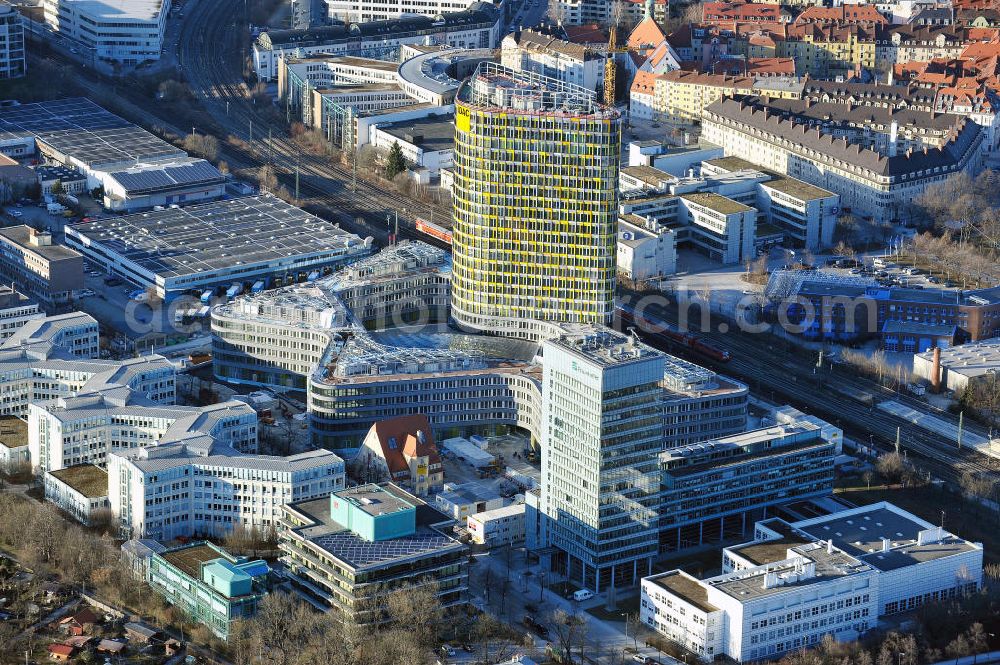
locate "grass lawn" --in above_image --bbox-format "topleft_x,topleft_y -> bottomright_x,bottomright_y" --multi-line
836,477 -> 1000,564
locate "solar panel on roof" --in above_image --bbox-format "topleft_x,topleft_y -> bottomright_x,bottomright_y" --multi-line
0,98 -> 182,168
312,530 -> 453,567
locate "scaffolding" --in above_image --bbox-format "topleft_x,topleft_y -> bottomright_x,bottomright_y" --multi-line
332,333 -> 486,378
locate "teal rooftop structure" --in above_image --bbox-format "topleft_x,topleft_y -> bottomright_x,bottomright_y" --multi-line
329,483 -> 417,542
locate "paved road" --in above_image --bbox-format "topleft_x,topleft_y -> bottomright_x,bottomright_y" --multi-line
469,549 -> 674,665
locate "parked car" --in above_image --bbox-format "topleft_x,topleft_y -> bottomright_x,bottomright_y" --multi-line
523,615 -> 549,639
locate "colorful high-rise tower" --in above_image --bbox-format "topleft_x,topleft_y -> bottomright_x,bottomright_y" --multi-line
451,63 -> 621,341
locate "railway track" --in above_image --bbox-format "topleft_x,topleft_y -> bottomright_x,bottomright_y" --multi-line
623,293 -> 999,486
177,0 -> 449,250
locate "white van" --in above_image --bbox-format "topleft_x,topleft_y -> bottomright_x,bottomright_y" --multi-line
573,589 -> 595,602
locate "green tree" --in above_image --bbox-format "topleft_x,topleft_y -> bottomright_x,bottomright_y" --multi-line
50,180 -> 63,196
384,141 -> 407,180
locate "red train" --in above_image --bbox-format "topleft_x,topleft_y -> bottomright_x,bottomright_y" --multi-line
415,218 -> 452,245
616,304 -> 731,363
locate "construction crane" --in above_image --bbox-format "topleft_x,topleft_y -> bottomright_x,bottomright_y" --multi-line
604,25 -> 618,106
603,2 -> 627,106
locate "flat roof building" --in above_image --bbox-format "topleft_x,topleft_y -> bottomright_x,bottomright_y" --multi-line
0,226 -> 84,312
43,463 -> 109,525
0,98 -> 181,171
0,99 -> 223,210
370,114 -> 455,181
279,482 -> 469,623
103,157 -> 226,212
913,338 -> 1000,391
397,47 -> 494,105
467,502 -> 525,547
435,479 -> 504,520
66,195 -> 373,301
148,542 -> 269,640
658,416 -> 841,555
0,415 -> 28,472
0,286 -> 43,341
642,502 -> 983,662
35,164 -> 87,195
39,0 -> 169,68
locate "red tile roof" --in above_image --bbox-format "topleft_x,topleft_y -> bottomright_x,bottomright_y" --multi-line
631,70 -> 659,95
628,16 -> 668,50
704,1 -> 784,25
48,645 -> 75,657
794,5 -> 887,24
563,23 -> 608,44
367,414 -> 440,476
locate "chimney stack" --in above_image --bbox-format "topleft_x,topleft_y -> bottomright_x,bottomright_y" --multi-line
931,346 -> 942,393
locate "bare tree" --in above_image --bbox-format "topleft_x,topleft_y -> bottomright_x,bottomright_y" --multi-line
182,133 -> 220,161
470,614 -> 523,664
548,608 -> 589,664
259,164 -> 278,193
547,0 -> 568,25
681,2 -> 703,24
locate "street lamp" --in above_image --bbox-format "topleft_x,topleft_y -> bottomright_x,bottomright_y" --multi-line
897,651 -> 906,665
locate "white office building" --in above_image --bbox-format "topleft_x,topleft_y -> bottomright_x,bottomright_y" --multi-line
540,328 -> 665,592
40,0 -> 169,66
109,441 -> 345,540
29,389 -> 255,474
0,286 -> 43,341
324,0 -> 472,23
435,480 -> 504,520
0,2 -> 25,79
468,503 -> 525,548
642,502 -> 984,662
43,463 -> 109,525
617,216 -> 677,284
252,4 -> 501,83
500,30 -> 603,92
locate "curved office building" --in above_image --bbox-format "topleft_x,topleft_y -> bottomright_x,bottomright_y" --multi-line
450,62 -> 621,340
211,241 -> 542,450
